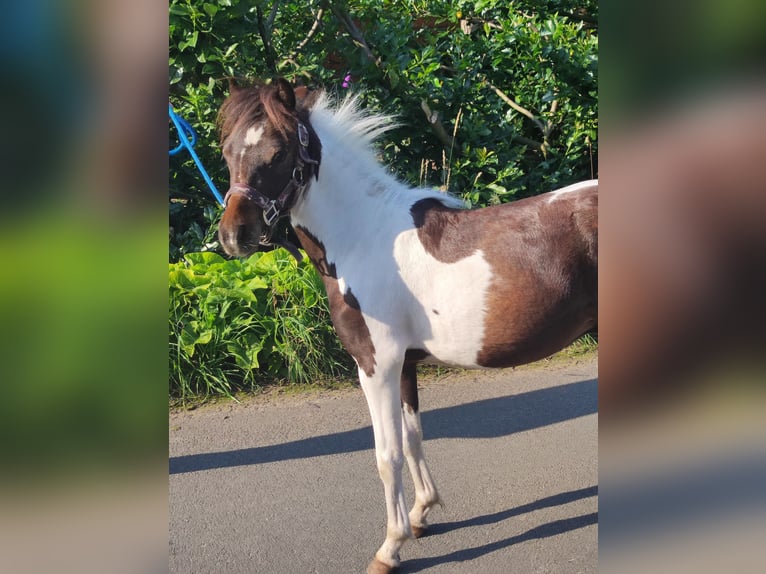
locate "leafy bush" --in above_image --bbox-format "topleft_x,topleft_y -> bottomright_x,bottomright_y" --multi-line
169,250 -> 354,400
170,0 -> 598,256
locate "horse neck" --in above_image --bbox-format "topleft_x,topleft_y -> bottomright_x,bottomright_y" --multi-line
290,120 -> 411,252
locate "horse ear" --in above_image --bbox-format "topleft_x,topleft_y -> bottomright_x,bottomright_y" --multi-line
227,77 -> 242,94
274,77 -> 296,110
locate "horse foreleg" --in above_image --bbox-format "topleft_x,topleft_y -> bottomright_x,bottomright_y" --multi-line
400,361 -> 441,539
359,358 -> 412,574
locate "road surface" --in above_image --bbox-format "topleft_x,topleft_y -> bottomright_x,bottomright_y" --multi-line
170,356 -> 597,573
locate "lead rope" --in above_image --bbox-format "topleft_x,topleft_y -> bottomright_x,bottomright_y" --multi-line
169,103 -> 225,207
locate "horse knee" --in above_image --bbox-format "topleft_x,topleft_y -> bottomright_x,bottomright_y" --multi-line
402,412 -> 423,456
375,451 -> 403,484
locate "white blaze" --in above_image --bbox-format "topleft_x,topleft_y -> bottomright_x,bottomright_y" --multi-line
244,125 -> 265,146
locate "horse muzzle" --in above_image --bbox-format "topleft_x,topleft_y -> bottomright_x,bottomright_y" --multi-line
218,191 -> 265,258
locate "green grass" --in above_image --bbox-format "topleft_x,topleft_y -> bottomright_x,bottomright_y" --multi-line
556,332 -> 599,358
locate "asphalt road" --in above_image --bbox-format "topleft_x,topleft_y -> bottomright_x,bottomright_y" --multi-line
169,356 -> 598,573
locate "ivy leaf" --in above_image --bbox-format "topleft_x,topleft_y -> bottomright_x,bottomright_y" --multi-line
203,3 -> 219,17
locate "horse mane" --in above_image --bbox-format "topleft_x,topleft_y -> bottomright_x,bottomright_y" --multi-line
218,81 -> 398,154
311,91 -> 398,153
217,81 -> 297,144
310,92 -> 466,209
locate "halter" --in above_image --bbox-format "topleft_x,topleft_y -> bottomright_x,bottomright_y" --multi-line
223,121 -> 319,230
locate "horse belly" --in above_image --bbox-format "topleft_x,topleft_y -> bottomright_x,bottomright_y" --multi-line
475,267 -> 597,368
422,281 -> 593,369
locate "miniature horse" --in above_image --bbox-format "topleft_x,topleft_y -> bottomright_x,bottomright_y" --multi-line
217,79 -> 597,574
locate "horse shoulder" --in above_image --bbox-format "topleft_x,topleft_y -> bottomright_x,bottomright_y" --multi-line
294,225 -> 378,376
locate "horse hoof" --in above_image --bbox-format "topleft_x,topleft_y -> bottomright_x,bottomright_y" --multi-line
411,524 -> 427,538
367,558 -> 395,574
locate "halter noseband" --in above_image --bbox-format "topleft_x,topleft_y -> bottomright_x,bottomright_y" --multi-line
223,121 -> 319,228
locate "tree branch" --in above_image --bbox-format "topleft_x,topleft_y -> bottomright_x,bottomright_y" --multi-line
543,99 -> 558,141
485,80 -> 545,134
255,4 -> 279,73
484,78 -> 556,156
420,99 -> 454,150
325,1 -> 380,68
266,0 -> 280,29
512,135 -> 545,150
292,7 -> 324,56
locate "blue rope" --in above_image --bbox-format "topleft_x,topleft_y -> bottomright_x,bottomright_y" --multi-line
169,110 -> 196,155
169,103 -> 225,207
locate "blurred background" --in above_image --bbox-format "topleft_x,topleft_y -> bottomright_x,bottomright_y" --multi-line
600,1 -> 766,572
0,0 -> 764,573
0,0 -> 168,572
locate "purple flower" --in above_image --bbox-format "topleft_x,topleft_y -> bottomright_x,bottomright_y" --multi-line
342,74 -> 352,88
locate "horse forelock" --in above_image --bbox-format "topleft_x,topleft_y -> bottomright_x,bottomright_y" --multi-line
217,83 -> 297,145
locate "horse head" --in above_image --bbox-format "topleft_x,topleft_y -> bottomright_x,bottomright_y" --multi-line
217,78 -> 320,257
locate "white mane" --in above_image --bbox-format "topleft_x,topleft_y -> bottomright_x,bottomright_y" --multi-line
308,91 -> 466,209
311,92 -> 398,153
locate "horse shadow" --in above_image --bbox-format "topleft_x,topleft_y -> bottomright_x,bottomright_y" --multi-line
393,486 -> 598,572
401,509 -> 598,572
423,484 -> 598,538
169,377 -> 597,474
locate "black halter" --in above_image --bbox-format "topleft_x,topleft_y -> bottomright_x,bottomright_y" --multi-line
223,121 -> 319,259
223,121 -> 319,227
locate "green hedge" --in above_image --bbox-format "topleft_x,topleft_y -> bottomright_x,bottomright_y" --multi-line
170,0 -> 598,258
169,250 -> 354,400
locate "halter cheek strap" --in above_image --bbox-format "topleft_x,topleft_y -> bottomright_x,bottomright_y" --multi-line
223,179 -> 292,227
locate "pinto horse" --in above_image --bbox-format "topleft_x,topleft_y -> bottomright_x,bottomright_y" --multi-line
217,78 -> 597,574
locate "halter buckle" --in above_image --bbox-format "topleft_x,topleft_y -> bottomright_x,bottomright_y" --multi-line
292,166 -> 305,186
263,201 -> 280,226
298,122 -> 310,148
